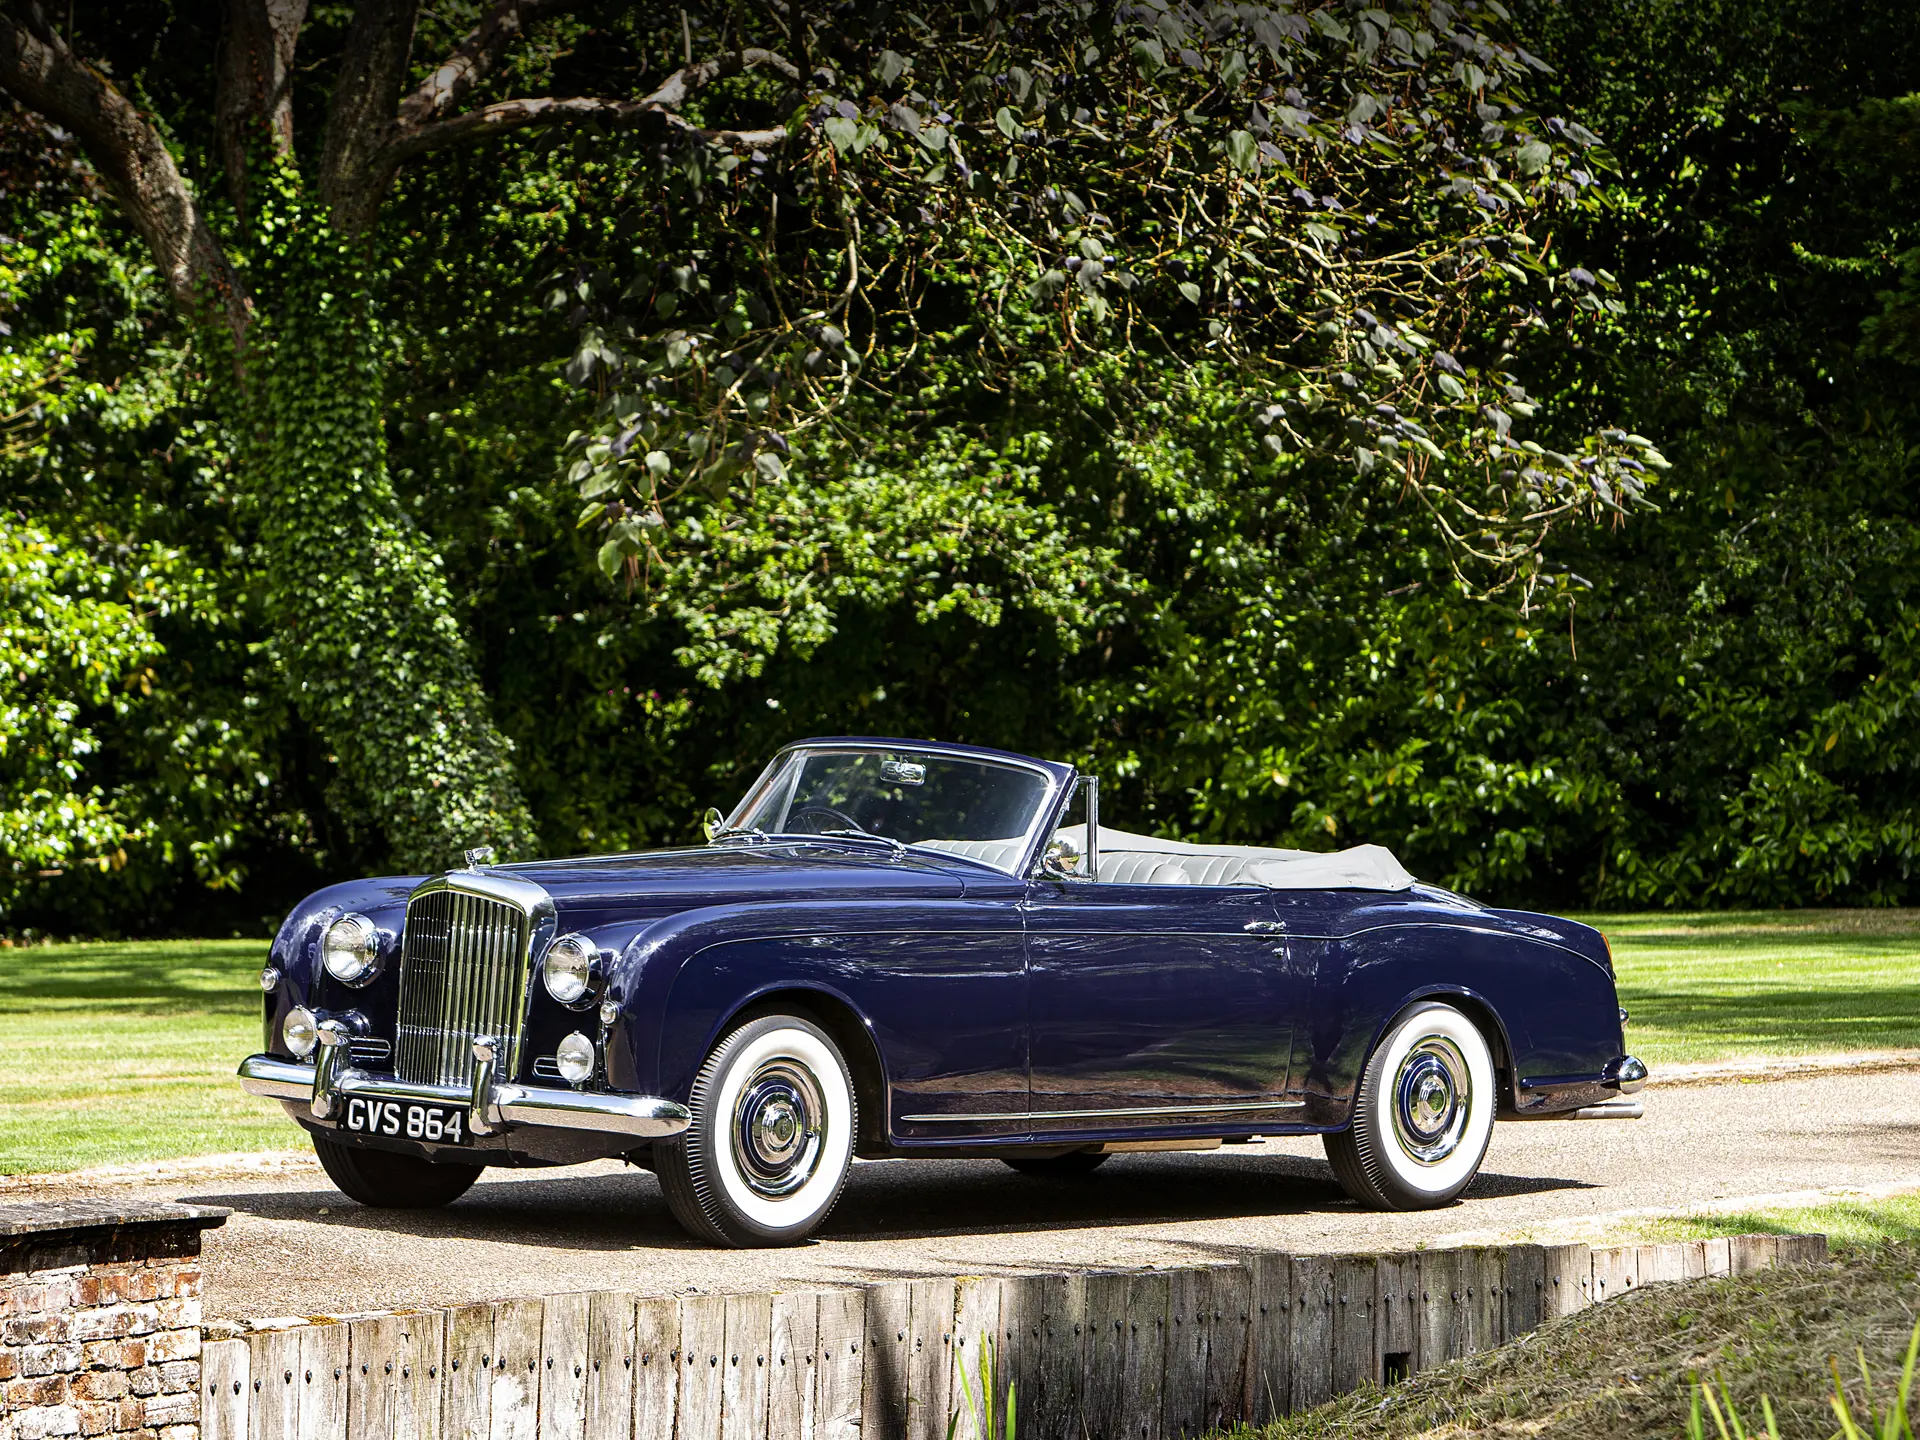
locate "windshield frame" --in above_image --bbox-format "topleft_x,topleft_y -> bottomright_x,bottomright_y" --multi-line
722,738 -> 1074,877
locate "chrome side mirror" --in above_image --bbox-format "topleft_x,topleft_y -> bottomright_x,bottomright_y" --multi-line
1040,834 -> 1085,881
702,806 -> 726,841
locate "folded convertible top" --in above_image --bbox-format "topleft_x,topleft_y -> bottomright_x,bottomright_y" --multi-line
1057,824 -> 1416,891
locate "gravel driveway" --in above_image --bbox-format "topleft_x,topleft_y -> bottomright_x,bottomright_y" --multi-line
43,1069 -> 1920,1324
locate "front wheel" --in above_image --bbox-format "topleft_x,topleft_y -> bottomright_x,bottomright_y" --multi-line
312,1133 -> 483,1209
1323,1001 -> 1496,1211
655,1014 -> 858,1247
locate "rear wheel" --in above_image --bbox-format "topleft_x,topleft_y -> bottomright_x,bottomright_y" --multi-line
1324,1001 -> 1496,1211
656,1014 -> 857,1247
313,1133 -> 483,1209
1002,1151 -> 1110,1178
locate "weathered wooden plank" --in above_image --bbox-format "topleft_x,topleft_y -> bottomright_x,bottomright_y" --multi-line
907,1278 -> 956,1440
1416,1250 -> 1462,1368
680,1296 -> 728,1440
1729,1234 -> 1779,1275
1161,1269 -> 1208,1439
1679,1241 -> 1711,1281
1539,1244 -> 1592,1320
1776,1234 -> 1830,1268
300,1321 -> 350,1440
584,1293 -> 635,1440
1204,1265 -> 1252,1432
488,1298 -> 543,1440
769,1290 -> 820,1440
1637,1244 -> 1690,1287
538,1292 -> 591,1440
815,1289 -> 865,1440
632,1296 -> 679,1440
861,1282 -> 913,1440
948,1278 -> 1002,1440
1123,1269 -> 1170,1440
1078,1270 -> 1132,1440
1331,1257 -> 1378,1394
994,1274 -> 1044,1434
1287,1256 -> 1334,1414
249,1328 -> 302,1440
400,1308 -> 446,1440
1701,1237 -> 1732,1277
1248,1253 -> 1291,1424
202,1336 -> 250,1440
1374,1253 -> 1419,1381
723,1291 -> 774,1440
1030,1271 -> 1086,1440
346,1315 -> 401,1440
1466,1248 -> 1504,1354
1589,1245 -> 1638,1305
443,1302 -> 494,1440
1502,1246 -> 1545,1340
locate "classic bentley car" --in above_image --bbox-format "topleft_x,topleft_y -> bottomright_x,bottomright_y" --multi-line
239,737 -> 1646,1246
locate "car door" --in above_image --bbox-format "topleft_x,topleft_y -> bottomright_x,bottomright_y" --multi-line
1022,870 -> 1308,1133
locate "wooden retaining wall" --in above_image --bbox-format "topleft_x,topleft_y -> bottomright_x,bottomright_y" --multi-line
199,1233 -> 1827,1440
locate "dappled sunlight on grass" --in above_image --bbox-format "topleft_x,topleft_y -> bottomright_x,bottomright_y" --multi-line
1573,911 -> 1920,1065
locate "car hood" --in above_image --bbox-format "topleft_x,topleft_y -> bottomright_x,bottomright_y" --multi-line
494,841 -> 977,912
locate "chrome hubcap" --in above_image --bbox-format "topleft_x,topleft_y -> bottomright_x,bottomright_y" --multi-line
732,1058 -> 826,1197
1391,1036 -> 1471,1165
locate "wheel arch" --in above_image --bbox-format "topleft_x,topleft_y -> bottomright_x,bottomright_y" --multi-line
1356,987 -> 1519,1124
711,986 -> 891,1156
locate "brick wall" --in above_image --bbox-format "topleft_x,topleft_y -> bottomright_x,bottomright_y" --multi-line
0,1202 -> 228,1440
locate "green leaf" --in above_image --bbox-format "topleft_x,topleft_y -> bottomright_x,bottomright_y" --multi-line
1228,130 -> 1259,174
824,117 -> 859,153
1219,50 -> 1248,89
753,451 -> 788,482
996,106 -> 1021,141
1177,280 -> 1202,304
874,49 -> 908,86
1515,140 -> 1552,175
644,450 -> 672,477
596,539 -> 625,577
1437,373 -> 1466,400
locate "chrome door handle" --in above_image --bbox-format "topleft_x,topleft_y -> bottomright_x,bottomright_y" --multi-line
1243,920 -> 1285,935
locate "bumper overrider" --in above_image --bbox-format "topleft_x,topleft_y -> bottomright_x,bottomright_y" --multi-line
238,1029 -> 690,1143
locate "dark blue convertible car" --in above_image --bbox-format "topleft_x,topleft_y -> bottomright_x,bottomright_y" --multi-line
239,737 -> 1645,1246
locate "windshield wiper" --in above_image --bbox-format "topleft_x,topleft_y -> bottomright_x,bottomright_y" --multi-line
815,828 -> 908,859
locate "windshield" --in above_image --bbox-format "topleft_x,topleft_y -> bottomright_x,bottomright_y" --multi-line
723,747 -> 1055,874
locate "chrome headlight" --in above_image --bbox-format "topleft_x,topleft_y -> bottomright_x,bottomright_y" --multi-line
555,1031 -> 596,1085
283,1005 -> 318,1059
321,913 -> 381,985
543,933 -> 598,1006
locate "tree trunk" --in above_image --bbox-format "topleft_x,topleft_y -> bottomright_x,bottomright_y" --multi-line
244,233 -> 534,870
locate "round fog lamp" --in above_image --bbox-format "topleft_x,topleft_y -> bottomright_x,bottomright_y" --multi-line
544,934 -> 597,1005
555,1031 -> 595,1085
283,1005 -> 319,1059
321,913 -> 380,985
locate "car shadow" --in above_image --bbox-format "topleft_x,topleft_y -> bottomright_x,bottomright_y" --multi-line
178,1149 -> 1593,1252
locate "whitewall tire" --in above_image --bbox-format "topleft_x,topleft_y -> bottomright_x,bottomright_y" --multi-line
1324,1001 -> 1497,1211
656,1014 -> 857,1247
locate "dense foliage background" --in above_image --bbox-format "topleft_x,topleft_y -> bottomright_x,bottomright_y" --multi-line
2,0 -> 1916,936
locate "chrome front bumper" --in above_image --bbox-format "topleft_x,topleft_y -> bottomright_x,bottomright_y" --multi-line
237,1049 -> 690,1142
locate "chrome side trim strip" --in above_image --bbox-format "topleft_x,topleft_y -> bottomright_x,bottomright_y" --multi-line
237,1054 -> 691,1140
1566,1098 -> 1644,1121
898,1098 -> 1306,1123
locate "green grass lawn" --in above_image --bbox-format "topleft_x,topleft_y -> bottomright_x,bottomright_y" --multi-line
6,909 -> 1920,1176
0,938 -> 307,1176
1583,908 -> 1920,1066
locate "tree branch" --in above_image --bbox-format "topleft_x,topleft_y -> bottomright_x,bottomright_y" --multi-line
394,0 -> 576,129
384,48 -> 799,167
0,4 -> 251,351
319,0 -> 419,235
215,0 -> 308,215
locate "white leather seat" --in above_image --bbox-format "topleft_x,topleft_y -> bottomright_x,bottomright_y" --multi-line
913,837 -> 1027,873
1095,851 -> 1191,885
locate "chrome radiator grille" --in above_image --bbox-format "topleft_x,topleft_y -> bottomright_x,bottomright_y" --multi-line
395,885 -> 533,1087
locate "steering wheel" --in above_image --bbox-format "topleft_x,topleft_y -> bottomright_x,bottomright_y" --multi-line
789,804 -> 871,836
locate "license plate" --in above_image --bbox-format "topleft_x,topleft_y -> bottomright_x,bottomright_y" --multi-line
340,1096 -> 471,1146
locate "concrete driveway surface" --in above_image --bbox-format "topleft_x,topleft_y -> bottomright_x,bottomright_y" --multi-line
30,1069 -> 1920,1323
